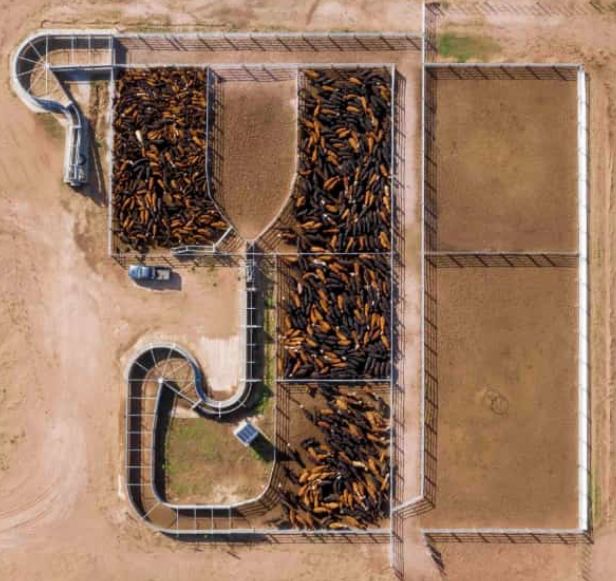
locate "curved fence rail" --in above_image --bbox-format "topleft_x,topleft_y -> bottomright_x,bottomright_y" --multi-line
12,28 -> 416,558
125,343 -> 280,533
11,31 -> 115,185
124,343 -> 391,538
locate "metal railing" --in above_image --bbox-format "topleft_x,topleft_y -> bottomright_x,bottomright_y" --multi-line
115,32 -> 422,54
405,32 -> 592,548
425,63 -> 579,81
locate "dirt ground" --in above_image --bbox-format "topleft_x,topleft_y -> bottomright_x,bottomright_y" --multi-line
434,78 -> 578,252
420,4 -> 616,579
0,3 -> 422,580
218,79 -> 297,240
116,265 -> 243,385
421,267 -> 579,529
4,1 -> 616,580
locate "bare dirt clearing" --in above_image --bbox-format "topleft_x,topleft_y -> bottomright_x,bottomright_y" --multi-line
421,267 -> 578,529
218,79 -> 296,240
434,78 -> 578,252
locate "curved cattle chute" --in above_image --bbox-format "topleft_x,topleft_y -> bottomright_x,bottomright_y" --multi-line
10,31 -> 405,539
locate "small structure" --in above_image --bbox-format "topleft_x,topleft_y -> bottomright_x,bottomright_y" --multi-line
233,420 -> 259,447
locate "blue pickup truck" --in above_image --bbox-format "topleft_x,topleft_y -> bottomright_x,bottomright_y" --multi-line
128,265 -> 172,282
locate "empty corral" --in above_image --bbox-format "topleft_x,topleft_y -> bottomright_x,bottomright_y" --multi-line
426,68 -> 578,253
422,266 -> 578,529
420,65 -> 588,535
214,72 -> 297,240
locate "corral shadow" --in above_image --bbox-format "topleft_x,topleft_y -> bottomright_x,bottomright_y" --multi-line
79,119 -> 107,206
251,433 -> 275,463
153,383 -> 175,501
167,530 -> 391,545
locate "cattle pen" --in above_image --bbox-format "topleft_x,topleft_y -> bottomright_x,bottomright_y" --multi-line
8,11 -> 591,581
11,29 -> 423,537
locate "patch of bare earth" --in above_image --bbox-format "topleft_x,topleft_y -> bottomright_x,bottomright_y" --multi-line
435,78 -> 578,252
217,79 -> 297,240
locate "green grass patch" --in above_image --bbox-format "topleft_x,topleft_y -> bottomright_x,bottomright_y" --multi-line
590,469 -> 601,526
165,419 -> 223,465
253,384 -> 273,416
38,115 -> 64,140
163,415 -> 274,502
163,419 -> 224,499
437,32 -> 500,63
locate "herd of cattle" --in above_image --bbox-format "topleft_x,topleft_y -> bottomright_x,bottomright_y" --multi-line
279,384 -> 390,530
283,67 -> 392,254
279,252 -> 391,380
279,68 -> 393,382
276,68 -> 393,529
111,66 -> 394,529
112,67 -> 228,253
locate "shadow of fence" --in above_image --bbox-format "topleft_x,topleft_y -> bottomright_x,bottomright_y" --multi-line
417,56 -> 439,515
207,68 -> 225,217
423,529 -> 592,544
425,64 -> 578,81
204,68 -> 245,253
391,512 -> 406,580
425,2 -> 440,62
115,33 -> 423,54
112,252 -> 245,269
426,253 -> 579,268
392,71 -> 407,516
427,1 -> 607,17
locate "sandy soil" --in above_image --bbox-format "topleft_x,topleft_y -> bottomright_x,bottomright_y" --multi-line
421,267 -> 579,529
218,79 -> 297,240
0,91 -> 393,581
430,542 -> 588,581
4,0 -> 616,580
434,79 -> 578,252
0,3 -> 421,581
